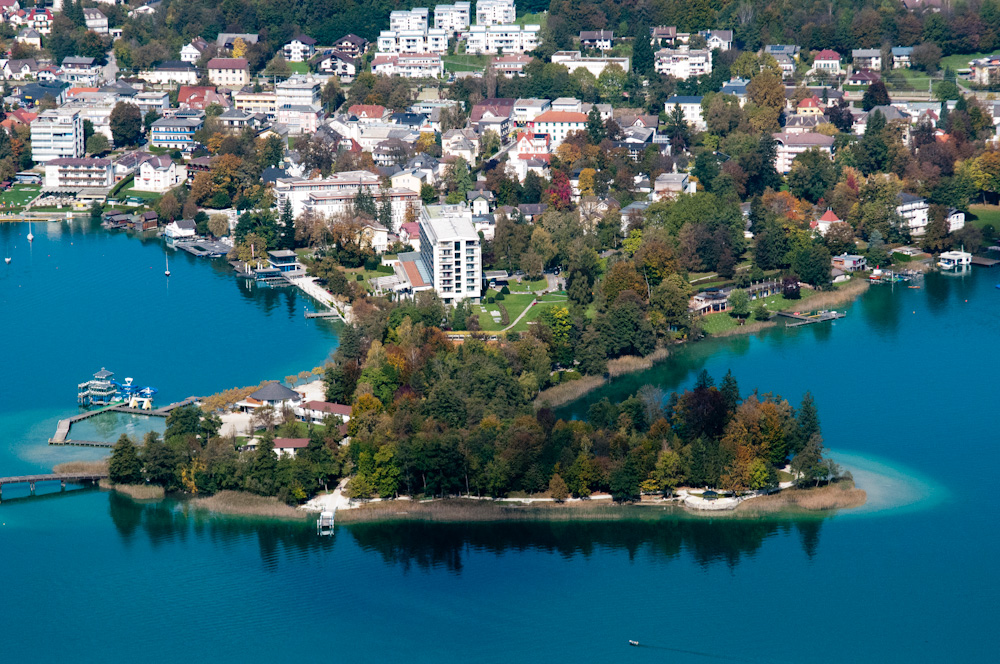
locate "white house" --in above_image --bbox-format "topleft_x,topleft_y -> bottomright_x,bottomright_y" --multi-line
163,218 -> 197,239
852,48 -> 882,71
15,28 -> 41,50
772,132 -> 834,173
82,8 -> 108,34
653,172 -> 691,201
372,53 -> 444,79
465,24 -> 539,55
664,95 -> 706,131
476,0 -> 515,25
897,192 -> 929,235
315,51 -> 357,82
390,7 -> 429,31
272,438 -> 310,458
892,47 -> 913,69
134,155 -> 187,193
206,57 -> 249,88
654,49 -> 713,79
180,37 -> 209,63
283,35 -> 317,62
531,109 -> 587,146
377,28 -> 449,55
812,49 -> 842,75
702,29 -> 733,51
295,400 -> 352,424
434,2 -> 470,34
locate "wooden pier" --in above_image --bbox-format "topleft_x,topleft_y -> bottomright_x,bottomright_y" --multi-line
777,310 -> 846,328
304,310 -> 344,320
49,397 -> 200,446
971,256 -> 999,267
0,472 -> 107,499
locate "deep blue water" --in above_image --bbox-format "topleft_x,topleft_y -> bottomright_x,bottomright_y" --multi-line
1,223 -> 997,662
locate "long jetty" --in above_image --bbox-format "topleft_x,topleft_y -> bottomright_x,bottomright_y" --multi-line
49,397 -> 200,447
0,472 -> 108,499
777,311 -> 846,328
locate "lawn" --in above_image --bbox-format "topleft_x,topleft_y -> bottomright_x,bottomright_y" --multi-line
507,295 -> 569,333
340,266 -> 389,292
515,11 -> 547,28
118,184 -> 162,203
940,50 -> 1000,72
886,68 -> 934,92
477,291 -> 535,331
288,62 -> 309,75
700,312 -> 741,335
443,54 -> 489,73
967,204 -> 1000,231
507,277 -> 547,292
0,185 -> 40,211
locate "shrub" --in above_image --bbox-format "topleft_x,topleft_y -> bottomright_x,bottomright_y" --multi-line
356,274 -> 364,281
500,285 -> 510,294
487,296 -> 495,304
376,264 -> 394,274
363,257 -> 379,271
495,292 -> 505,301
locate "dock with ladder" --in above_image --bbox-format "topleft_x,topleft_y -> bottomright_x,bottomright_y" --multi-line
777,310 -> 846,328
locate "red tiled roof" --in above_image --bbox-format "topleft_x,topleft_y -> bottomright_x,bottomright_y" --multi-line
274,438 -> 309,449
819,209 -> 840,222
400,258 -> 427,288
348,104 -> 386,118
207,58 -> 248,69
815,49 -> 840,60
533,110 -> 588,124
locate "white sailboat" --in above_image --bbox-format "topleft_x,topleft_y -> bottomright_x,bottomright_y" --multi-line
165,253 -> 170,277
26,222 -> 33,242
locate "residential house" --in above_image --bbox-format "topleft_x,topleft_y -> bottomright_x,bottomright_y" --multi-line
531,109 -> 587,146
492,54 -> 532,77
772,53 -> 796,79
233,87 -> 277,118
847,68 -> 880,86
664,95 -> 706,131
134,155 -> 187,192
897,192 -> 929,235
654,49 -> 713,79
852,48 -> 882,70
150,112 -> 204,149
390,8 -> 429,31
216,33 -> 259,51
653,172 -> 690,201
43,157 -> 113,189
702,29 -> 733,51
442,128 -> 479,161
372,52 -> 443,79
467,189 -> 494,215
892,46 -> 913,69
947,208 -> 965,232
512,98 -> 550,124
465,24 -> 539,55
60,57 -> 102,86
971,56 -> 1000,85
272,438 -> 309,458
235,382 -> 302,413
25,7 -> 51,35
112,151 -> 152,183
812,49 -> 842,75
4,58 -> 38,80
772,132 -> 835,173
720,78 -> 750,104
180,37 -> 209,63
0,108 -> 36,132
275,75 -> 323,134
377,27 -> 448,55
283,35 -> 317,62
163,218 -> 198,239
15,28 -> 40,49
471,98 -> 515,142
796,96 -> 824,116
141,61 -> 198,86
177,85 -> 229,110
313,51 -> 357,82
784,115 -> 826,134
550,51 -> 630,77
832,253 -> 867,271
580,30 -> 613,50
765,44 -> 800,59
83,8 -> 108,34
348,104 -> 389,122
812,208 -> 841,235
650,26 -> 677,47
295,400 -> 352,425
207,58 -> 249,88
332,34 -> 369,58
133,90 -> 170,115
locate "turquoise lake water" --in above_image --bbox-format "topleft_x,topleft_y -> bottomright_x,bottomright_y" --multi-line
1,221 -> 997,662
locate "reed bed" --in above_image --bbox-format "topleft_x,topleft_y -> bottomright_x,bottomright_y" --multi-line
53,460 -> 108,474
192,491 -> 309,520
336,498 -> 631,523
98,480 -> 165,500
736,481 -> 867,514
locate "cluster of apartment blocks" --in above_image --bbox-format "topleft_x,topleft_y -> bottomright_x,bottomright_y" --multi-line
378,0 -> 538,56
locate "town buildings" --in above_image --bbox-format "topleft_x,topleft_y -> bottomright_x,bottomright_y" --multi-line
550,51 -> 630,76
654,49 -> 713,79
207,58 -> 250,88
476,0 -> 515,25
150,112 -> 204,149
772,132 -> 835,173
43,157 -> 113,189
134,155 -> 187,192
415,204 -> 482,303
434,2 -> 470,34
372,53 -> 444,79
283,35 -> 317,62
465,24 -> 539,54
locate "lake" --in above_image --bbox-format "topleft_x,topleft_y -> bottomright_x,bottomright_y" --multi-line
1,222 -> 996,662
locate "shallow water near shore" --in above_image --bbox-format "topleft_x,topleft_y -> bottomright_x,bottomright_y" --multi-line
1,222 -> 998,661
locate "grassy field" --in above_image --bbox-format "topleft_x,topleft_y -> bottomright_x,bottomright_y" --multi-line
0,185 -> 40,210
515,11 -> 547,28
507,294 -> 569,332
507,277 -> 547,292
288,62 -> 309,75
340,266 -> 390,292
477,291 -> 534,330
967,204 -> 1000,231
886,68 -> 935,92
118,184 -> 162,203
940,51 -> 1000,72
443,54 -> 490,72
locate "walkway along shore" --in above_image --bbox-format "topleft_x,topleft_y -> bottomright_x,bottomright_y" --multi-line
48,397 -> 200,447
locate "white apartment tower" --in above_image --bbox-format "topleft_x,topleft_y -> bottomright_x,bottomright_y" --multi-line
465,24 -> 539,54
390,8 -> 429,31
419,204 -> 482,303
476,0 -> 516,25
434,2 -> 471,34
30,108 -> 84,162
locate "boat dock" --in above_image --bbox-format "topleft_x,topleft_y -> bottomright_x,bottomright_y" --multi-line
49,397 -> 200,446
971,256 -> 999,267
0,472 -> 108,499
777,310 -> 846,328
304,310 -> 344,319
174,238 -> 231,258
